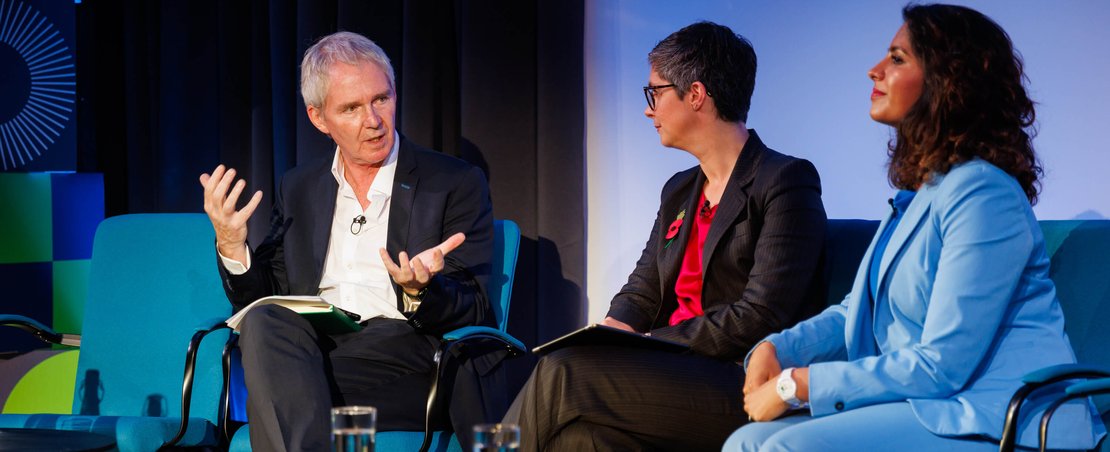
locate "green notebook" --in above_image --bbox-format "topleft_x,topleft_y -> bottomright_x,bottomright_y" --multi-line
226,295 -> 362,334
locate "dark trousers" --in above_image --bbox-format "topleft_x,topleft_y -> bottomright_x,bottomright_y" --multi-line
238,304 -> 438,452
503,345 -> 749,452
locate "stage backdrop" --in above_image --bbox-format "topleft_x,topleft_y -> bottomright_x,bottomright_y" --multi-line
585,0 -> 1110,322
0,172 -> 102,355
0,0 -> 77,171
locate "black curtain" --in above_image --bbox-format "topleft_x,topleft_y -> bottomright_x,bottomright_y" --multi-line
75,0 -> 585,393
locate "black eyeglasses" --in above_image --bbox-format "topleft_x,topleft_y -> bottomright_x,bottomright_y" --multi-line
643,84 -> 676,111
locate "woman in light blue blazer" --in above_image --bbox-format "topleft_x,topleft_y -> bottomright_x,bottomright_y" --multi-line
725,4 -> 1105,451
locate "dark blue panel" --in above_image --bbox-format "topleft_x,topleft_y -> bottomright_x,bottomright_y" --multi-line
0,262 -> 53,354
50,173 -> 103,260
0,0 -> 78,172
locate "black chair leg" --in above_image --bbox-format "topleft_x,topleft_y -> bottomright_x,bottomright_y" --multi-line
1037,394 -> 1085,452
421,344 -> 451,452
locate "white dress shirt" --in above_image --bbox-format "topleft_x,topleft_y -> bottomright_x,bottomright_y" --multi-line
220,132 -> 404,321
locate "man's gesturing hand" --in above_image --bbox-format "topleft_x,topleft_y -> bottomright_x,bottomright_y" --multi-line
379,233 -> 466,295
199,165 -> 263,263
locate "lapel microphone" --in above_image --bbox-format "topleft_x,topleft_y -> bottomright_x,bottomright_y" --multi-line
350,215 -> 367,235
700,200 -> 712,218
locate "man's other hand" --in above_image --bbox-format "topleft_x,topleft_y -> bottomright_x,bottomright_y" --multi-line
200,165 -> 263,263
379,233 -> 466,295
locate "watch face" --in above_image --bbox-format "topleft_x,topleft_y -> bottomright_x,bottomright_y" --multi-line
776,372 -> 797,401
777,380 -> 792,394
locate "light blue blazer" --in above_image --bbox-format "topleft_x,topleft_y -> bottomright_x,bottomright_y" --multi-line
762,160 -> 1104,449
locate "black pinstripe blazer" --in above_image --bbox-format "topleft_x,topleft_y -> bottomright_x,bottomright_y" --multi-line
607,130 -> 827,361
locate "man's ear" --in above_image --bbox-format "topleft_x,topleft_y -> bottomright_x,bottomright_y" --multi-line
307,105 -> 329,135
688,81 -> 709,111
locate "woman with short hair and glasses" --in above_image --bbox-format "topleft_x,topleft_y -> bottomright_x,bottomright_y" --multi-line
726,4 -> 1104,451
503,21 -> 828,451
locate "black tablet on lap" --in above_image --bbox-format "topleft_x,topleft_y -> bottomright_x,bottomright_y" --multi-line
532,323 -> 690,355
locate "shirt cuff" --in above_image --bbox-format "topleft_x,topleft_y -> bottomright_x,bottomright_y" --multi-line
217,245 -> 251,275
402,288 -> 426,312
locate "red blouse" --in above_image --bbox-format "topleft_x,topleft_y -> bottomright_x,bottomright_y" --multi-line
669,192 -> 717,326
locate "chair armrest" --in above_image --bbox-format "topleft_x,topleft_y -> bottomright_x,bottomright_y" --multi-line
1022,363 -> 1110,384
194,317 -> 233,333
0,314 -> 81,347
164,319 -> 231,448
1065,377 -> 1110,397
417,327 -> 525,452
1000,363 -> 1110,452
442,326 -> 525,354
1032,377 -> 1110,452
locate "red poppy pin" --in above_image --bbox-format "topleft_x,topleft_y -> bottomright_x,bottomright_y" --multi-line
664,209 -> 685,248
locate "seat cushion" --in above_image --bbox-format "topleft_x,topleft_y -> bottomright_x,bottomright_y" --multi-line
0,414 -> 217,451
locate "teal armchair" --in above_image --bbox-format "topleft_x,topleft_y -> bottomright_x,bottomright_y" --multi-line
0,214 -> 232,451
998,220 -> 1110,452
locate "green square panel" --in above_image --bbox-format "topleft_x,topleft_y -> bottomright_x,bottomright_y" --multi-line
53,259 -> 90,336
0,173 -> 53,264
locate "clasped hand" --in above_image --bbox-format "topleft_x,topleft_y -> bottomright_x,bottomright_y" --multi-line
742,342 -> 789,422
379,233 -> 466,296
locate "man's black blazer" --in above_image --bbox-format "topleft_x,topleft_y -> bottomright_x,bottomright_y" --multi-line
607,130 -> 827,361
218,136 -> 497,334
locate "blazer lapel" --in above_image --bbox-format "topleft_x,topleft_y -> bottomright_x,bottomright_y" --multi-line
845,189 -> 933,358
657,170 -> 702,296
875,188 -> 935,296
309,165 -> 338,287
700,133 -> 762,276
388,138 -> 418,255
844,215 -> 888,359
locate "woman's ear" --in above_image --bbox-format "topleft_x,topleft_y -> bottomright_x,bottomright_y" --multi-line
688,81 -> 709,111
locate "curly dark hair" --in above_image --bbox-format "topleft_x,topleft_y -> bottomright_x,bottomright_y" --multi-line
890,4 -> 1041,203
649,21 -> 757,123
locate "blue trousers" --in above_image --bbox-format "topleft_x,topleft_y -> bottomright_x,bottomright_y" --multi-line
723,402 -> 1001,452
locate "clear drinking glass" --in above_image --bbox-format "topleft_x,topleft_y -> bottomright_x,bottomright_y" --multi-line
331,406 -> 376,452
472,423 -> 520,452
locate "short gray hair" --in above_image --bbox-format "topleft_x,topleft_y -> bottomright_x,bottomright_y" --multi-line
300,31 -> 395,108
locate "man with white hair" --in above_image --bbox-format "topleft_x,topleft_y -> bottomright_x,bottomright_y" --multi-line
199,31 -> 496,451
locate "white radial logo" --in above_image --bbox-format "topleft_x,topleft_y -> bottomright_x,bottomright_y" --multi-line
0,0 -> 75,170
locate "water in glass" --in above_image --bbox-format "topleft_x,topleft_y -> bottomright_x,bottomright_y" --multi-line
332,428 -> 374,452
472,423 -> 520,452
